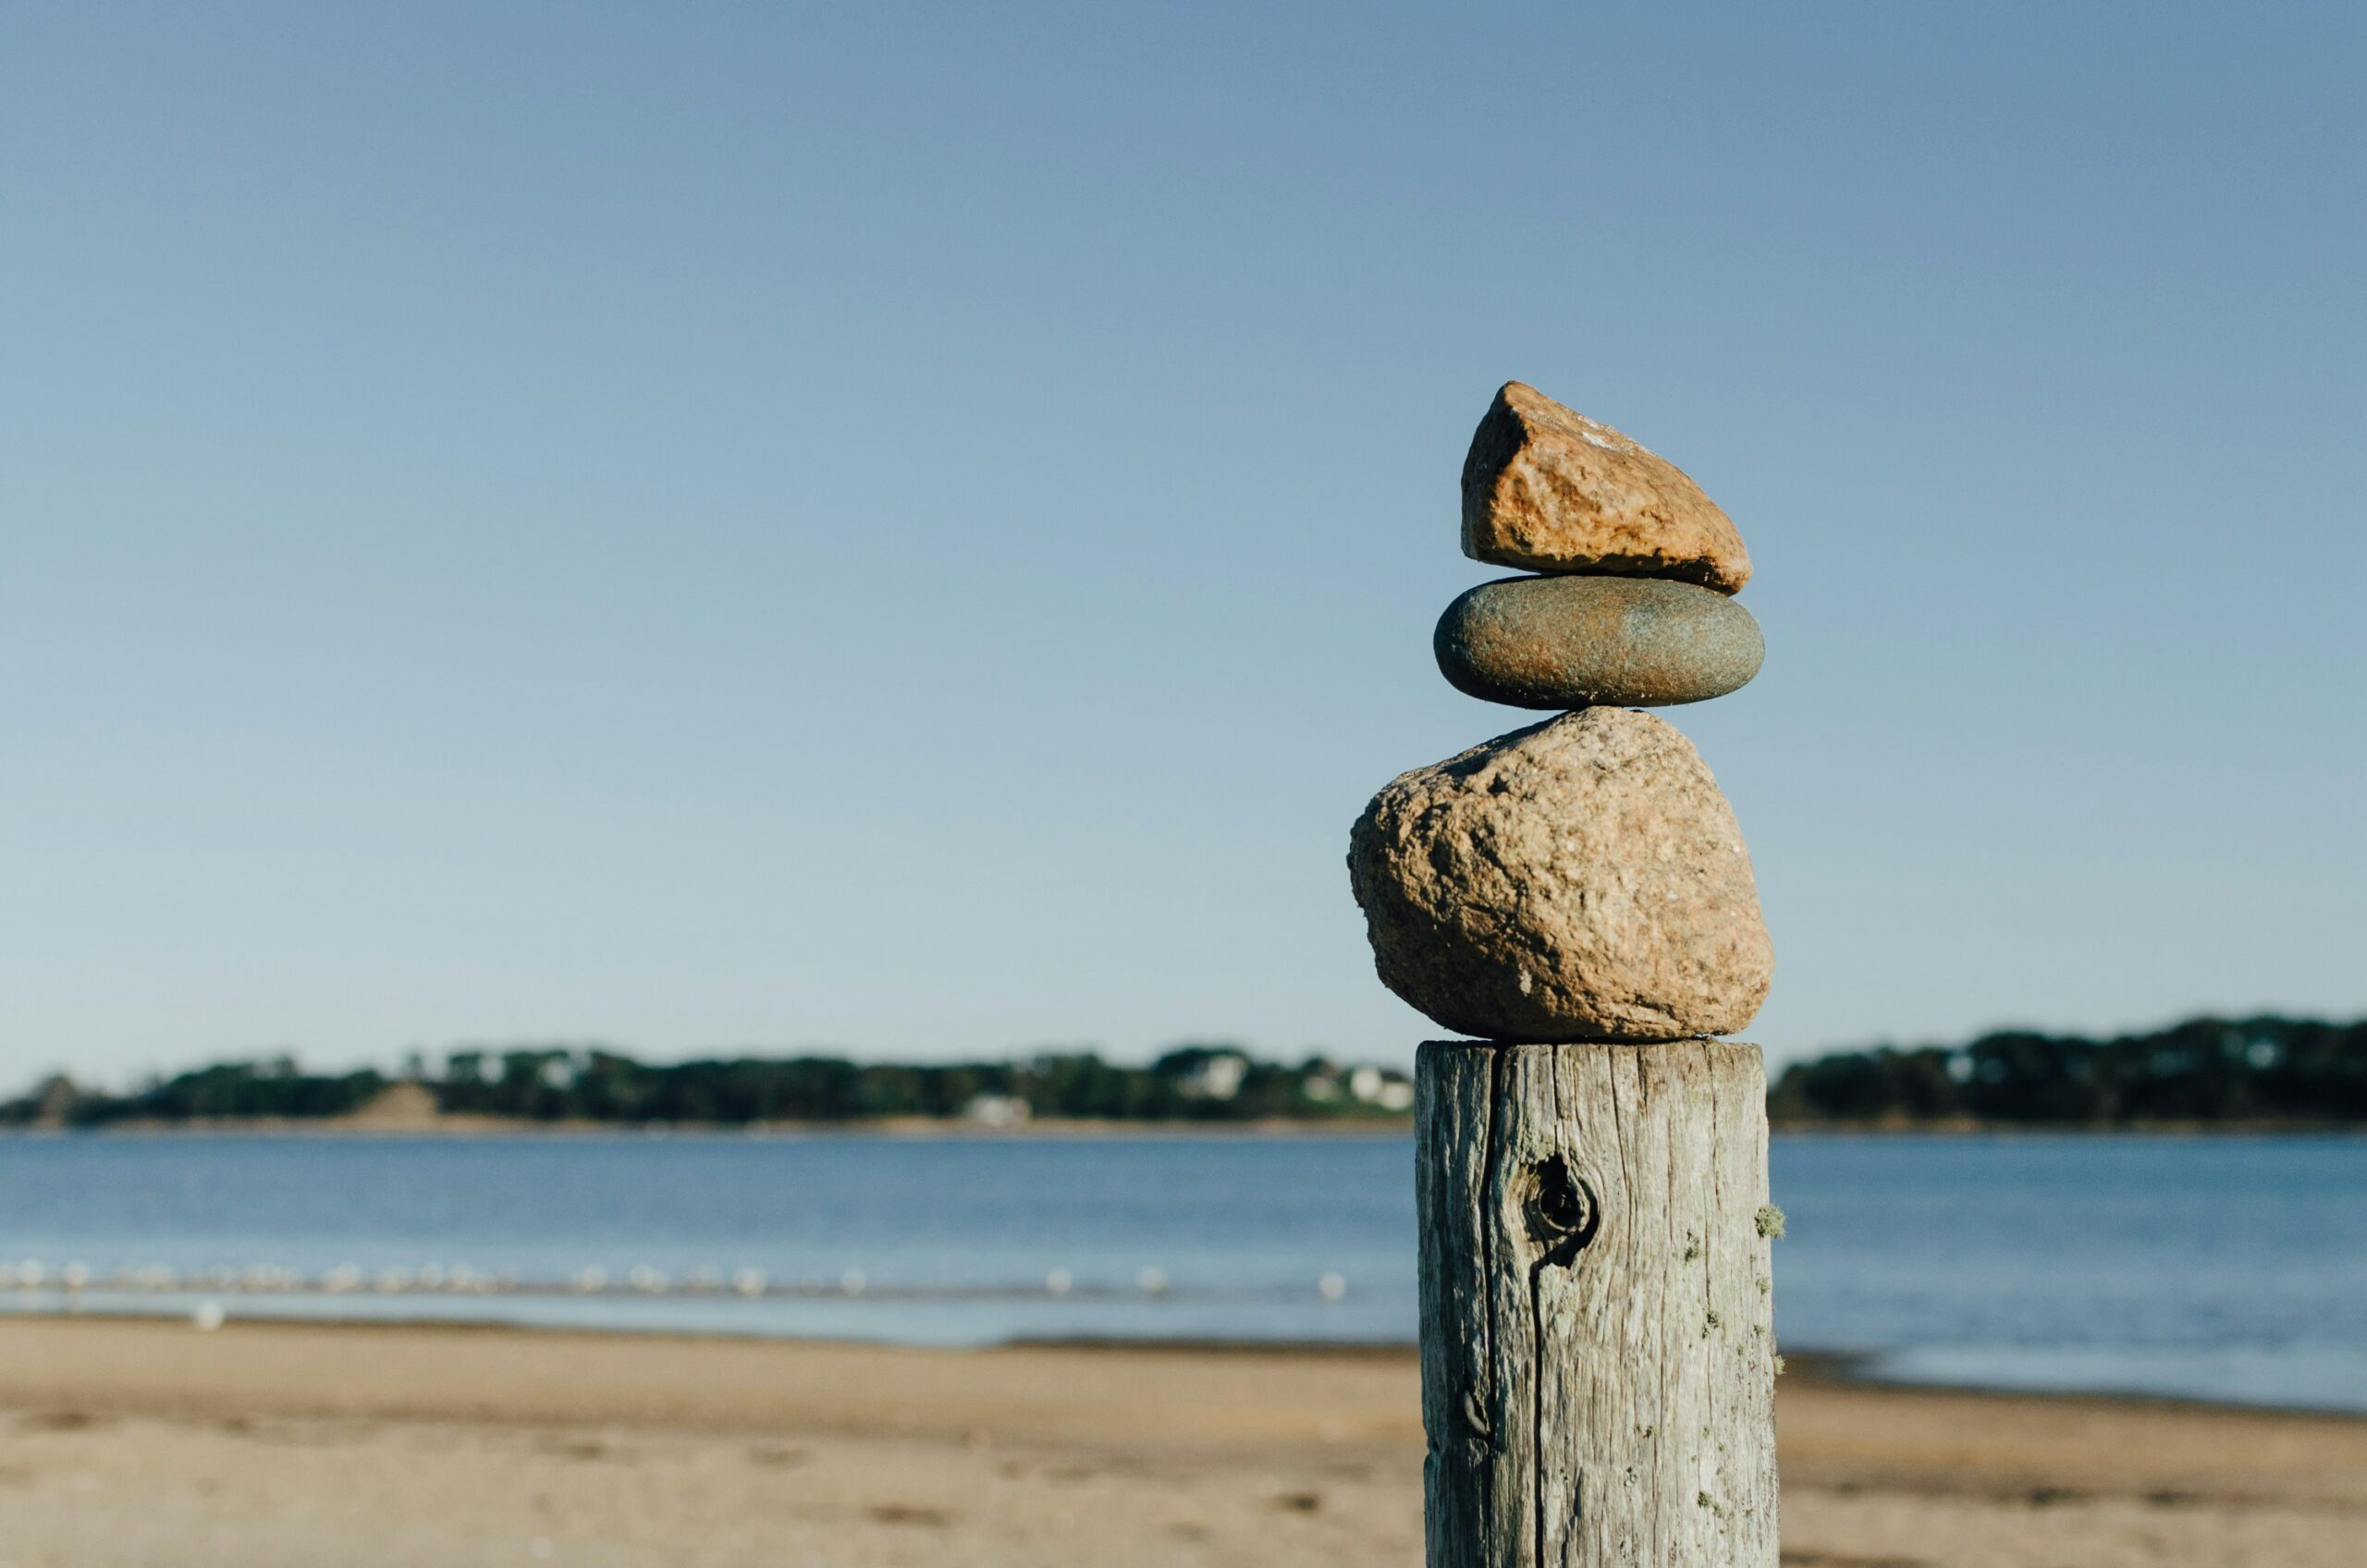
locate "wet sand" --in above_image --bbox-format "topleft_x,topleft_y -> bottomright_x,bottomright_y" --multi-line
1,1317 -> 2361,1566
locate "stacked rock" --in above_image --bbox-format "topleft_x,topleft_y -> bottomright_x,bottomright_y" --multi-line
1348,382 -> 1773,1043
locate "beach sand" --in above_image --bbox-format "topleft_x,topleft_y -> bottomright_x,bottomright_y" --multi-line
1,1318 -> 2361,1567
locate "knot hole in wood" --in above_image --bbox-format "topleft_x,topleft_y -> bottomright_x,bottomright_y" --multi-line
1522,1153 -> 1599,1268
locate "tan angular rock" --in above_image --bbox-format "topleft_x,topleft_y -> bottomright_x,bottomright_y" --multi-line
1346,706 -> 1772,1042
1461,382 -> 1753,594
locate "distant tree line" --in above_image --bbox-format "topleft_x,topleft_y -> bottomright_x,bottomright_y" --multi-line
1768,1015 -> 2367,1127
12,1016 -> 2361,1131
0,1043 -> 1414,1129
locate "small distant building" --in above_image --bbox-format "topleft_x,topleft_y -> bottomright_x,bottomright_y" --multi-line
1302,1072 -> 1343,1103
1348,1064 -> 1415,1111
1182,1053 -> 1248,1100
963,1093 -> 1032,1128
1152,1045 -> 1254,1101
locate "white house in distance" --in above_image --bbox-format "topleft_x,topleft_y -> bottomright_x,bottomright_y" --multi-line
962,1092 -> 1032,1128
1302,1060 -> 1415,1110
1350,1063 -> 1415,1111
1181,1052 -> 1248,1100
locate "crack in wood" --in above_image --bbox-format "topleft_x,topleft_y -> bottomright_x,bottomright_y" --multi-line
1419,1039 -> 1778,1568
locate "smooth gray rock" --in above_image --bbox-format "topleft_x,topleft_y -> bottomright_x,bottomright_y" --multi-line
1434,574 -> 1763,710
1347,707 -> 1772,1043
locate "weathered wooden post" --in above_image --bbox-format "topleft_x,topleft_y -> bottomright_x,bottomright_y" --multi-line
1350,384 -> 1780,1565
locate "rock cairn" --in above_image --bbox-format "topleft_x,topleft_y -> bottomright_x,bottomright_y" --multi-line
1349,381 -> 1773,1043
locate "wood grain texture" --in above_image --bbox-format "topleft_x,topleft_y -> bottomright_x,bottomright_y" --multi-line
1417,1039 -> 1778,1567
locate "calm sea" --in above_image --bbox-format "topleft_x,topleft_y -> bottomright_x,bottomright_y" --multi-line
2,1131 -> 2361,1413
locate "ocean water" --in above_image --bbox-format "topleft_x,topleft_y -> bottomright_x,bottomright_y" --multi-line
1,1131 -> 2361,1412
1771,1133 -> 2367,1413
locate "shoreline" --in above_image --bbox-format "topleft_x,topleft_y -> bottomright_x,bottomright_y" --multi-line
6,1311 -> 2362,1430
1770,1119 -> 2367,1136
4,1316 -> 2364,1567
9,1122 -> 2357,1151
0,1114 -> 1418,1139
6,1305 -> 2361,1424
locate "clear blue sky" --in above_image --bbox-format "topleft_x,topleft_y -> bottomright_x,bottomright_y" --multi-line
5,5 -> 2362,1087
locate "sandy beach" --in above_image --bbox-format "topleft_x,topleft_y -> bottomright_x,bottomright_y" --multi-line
0,1319 -> 2361,1567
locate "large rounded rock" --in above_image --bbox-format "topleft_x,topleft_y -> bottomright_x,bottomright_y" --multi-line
1435,574 -> 1763,710
1347,708 -> 1772,1042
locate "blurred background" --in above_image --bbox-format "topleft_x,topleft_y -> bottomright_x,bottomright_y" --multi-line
3,5 -> 2362,1566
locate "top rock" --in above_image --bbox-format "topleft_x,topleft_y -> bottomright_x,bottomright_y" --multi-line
1460,382 -> 1752,594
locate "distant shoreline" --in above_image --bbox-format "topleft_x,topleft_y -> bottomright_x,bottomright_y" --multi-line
1767,1118 -> 2366,1136
5,1115 -> 2358,1138
18,1014 -> 2357,1135
0,1113 -> 1418,1139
